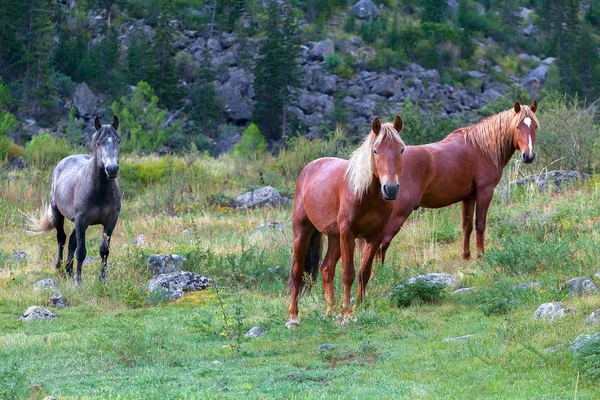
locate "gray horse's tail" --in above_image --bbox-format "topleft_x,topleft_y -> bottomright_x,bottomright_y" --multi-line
24,204 -> 54,235
286,230 -> 323,296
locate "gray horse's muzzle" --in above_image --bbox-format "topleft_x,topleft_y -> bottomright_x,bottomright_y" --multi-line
105,164 -> 119,179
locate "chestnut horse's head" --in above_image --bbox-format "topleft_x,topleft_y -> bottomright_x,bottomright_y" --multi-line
372,115 -> 405,200
512,100 -> 538,164
346,115 -> 405,201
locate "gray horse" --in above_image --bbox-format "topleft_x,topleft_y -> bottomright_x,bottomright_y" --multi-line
28,116 -> 122,284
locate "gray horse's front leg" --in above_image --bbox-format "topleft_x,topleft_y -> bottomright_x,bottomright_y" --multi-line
74,217 -> 87,285
99,217 -> 118,283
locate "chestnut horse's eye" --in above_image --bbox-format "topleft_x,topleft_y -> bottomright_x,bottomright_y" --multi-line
373,149 -> 379,155
400,147 -> 405,154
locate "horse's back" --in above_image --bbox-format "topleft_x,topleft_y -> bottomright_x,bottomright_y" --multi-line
294,157 -> 346,235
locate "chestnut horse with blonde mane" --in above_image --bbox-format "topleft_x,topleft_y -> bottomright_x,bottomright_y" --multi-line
286,116 -> 405,328
378,101 -> 539,265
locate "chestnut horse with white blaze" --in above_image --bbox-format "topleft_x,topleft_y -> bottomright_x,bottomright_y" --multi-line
378,101 -> 539,265
286,116 -> 405,328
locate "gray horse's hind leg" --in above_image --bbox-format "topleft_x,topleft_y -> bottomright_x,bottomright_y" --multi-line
53,206 -> 66,274
99,217 -> 118,283
65,230 -> 77,277
74,217 -> 88,285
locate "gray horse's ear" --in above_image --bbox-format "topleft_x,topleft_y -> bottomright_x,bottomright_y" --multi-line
514,101 -> 521,113
372,117 -> 381,135
112,115 -> 119,130
94,117 -> 101,131
530,99 -> 537,113
393,114 -> 403,134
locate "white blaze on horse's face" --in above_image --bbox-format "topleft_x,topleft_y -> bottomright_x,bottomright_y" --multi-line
517,115 -> 537,164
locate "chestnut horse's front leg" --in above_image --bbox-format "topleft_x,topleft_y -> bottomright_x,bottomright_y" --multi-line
461,199 -> 475,260
339,223 -> 356,318
356,238 -> 381,307
475,188 -> 494,256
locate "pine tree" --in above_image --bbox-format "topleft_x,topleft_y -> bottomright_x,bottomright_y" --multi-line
253,2 -> 300,142
0,0 -> 27,80
190,51 -> 221,137
126,32 -> 155,85
422,0 -> 446,23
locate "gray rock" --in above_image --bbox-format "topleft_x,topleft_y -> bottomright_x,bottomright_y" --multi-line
308,39 -> 334,61
245,326 -> 267,338
147,271 -> 212,300
533,302 -> 575,322
521,77 -> 540,94
399,273 -> 460,291
351,0 -> 379,21
369,75 -> 397,98
136,234 -> 146,246
570,333 -> 600,352
513,282 -> 542,291
256,222 -> 284,232
317,75 -> 337,95
73,83 -> 99,118
559,276 -> 598,296
317,344 -> 336,352
215,68 -> 254,122
541,57 -> 556,65
527,65 -> 549,82
544,344 -> 564,353
145,254 -> 186,277
34,279 -> 58,290
5,157 -> 29,171
522,24 -> 536,36
235,186 -> 286,209
451,287 -> 474,294
443,334 -> 475,342
13,251 -> 27,262
20,306 -> 58,322
511,170 -> 591,193
268,265 -> 282,274
46,293 -> 65,308
587,309 -> 600,324
213,360 -> 223,366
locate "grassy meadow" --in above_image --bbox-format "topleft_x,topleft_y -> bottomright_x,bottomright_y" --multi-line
1,150 -> 600,399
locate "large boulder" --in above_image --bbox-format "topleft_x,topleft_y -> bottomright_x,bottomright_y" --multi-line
147,271 -> 212,300
570,332 -> 600,352
145,254 -> 186,277
215,68 -> 254,122
73,83 -> 99,118
351,0 -> 379,21
308,39 -> 334,61
559,276 -> 599,296
20,306 -> 58,322
235,186 -> 287,209
511,170 -> 591,192
397,273 -> 460,291
533,302 -> 575,322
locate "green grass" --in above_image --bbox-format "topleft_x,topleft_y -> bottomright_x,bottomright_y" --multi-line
1,159 -> 600,399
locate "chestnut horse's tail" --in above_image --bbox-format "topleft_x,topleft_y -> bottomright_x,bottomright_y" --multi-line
286,230 -> 323,296
23,204 -> 54,235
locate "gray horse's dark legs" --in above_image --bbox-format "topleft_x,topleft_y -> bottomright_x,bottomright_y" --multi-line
74,217 -> 87,285
65,230 -> 77,277
99,218 -> 117,283
54,209 -> 66,273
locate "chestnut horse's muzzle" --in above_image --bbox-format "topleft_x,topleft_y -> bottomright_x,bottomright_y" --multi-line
382,184 -> 400,200
522,152 -> 535,164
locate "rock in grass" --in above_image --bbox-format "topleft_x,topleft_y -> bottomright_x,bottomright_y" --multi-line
451,287 -> 474,294
20,306 -> 58,322
13,251 -> 27,262
145,254 -> 187,277
317,344 -> 336,352
570,333 -> 600,352
401,273 -> 460,290
511,170 -> 591,193
513,281 -> 542,291
34,279 -> 58,290
559,276 -> 598,296
46,293 -> 65,308
234,186 -> 287,209
443,334 -> 475,342
587,309 -> 600,324
245,326 -> 267,338
533,302 -> 575,322
147,271 -> 212,300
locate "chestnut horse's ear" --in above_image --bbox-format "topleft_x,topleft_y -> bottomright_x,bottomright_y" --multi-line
514,101 -> 521,113
530,99 -> 538,113
372,117 -> 381,135
393,114 -> 403,134
94,117 -> 102,131
112,115 -> 119,130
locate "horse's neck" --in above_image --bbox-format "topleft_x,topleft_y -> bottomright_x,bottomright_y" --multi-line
87,155 -> 110,189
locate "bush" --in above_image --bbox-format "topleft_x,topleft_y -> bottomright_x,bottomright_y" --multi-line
233,123 -> 267,159
324,53 -> 342,72
389,279 -> 446,307
25,133 -> 72,170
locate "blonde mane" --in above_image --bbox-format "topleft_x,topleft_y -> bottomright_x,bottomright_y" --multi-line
345,123 -> 404,200
455,105 -> 539,167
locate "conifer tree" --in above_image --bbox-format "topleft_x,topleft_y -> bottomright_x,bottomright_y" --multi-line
422,0 -> 446,23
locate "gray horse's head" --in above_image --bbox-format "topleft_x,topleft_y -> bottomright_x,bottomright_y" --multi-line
93,116 -> 121,180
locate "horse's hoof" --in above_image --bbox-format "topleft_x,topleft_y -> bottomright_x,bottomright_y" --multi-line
461,253 -> 471,261
73,277 -> 82,286
285,319 -> 299,329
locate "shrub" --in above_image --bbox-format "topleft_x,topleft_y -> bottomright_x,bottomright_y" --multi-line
324,53 -> 342,72
233,123 -> 267,159
25,133 -> 72,170
573,335 -> 600,380
389,279 -> 446,307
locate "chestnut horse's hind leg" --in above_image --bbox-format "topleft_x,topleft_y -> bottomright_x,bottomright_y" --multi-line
475,188 -> 494,257
356,238 -> 381,307
65,230 -> 77,277
339,224 -> 356,318
321,236 -> 341,315
374,208 -> 412,277
287,224 -> 316,328
53,207 -> 66,274
461,199 -> 475,260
